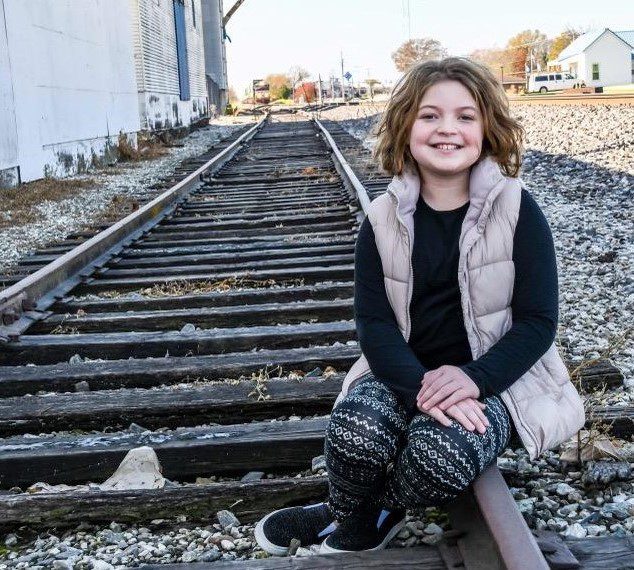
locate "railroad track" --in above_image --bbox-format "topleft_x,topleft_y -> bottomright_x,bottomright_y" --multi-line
0,112 -> 631,568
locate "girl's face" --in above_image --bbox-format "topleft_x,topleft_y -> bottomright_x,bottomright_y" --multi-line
409,80 -> 484,179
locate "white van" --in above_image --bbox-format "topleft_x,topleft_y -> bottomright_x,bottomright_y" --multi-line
527,72 -> 580,93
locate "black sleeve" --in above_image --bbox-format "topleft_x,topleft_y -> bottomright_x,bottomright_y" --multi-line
354,217 -> 427,408
460,189 -> 559,398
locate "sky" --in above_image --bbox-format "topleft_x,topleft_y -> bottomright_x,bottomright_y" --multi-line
223,0 -> 630,97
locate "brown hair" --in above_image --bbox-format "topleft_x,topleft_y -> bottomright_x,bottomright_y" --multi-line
373,57 -> 524,177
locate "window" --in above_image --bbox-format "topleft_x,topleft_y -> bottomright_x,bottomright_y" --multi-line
592,63 -> 600,80
548,74 -> 555,81
192,0 -> 196,27
555,74 -> 562,80
535,75 -> 547,81
173,0 -> 190,100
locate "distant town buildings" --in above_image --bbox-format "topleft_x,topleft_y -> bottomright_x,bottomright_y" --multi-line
0,0 -> 228,185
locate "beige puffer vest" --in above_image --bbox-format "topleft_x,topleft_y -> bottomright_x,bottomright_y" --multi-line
337,157 -> 585,460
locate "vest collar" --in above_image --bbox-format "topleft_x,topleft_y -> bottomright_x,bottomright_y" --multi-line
386,156 -> 509,234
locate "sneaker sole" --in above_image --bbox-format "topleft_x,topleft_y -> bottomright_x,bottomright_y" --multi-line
319,517 -> 406,554
254,509 -> 292,556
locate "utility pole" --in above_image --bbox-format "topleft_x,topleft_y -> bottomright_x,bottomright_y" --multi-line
318,74 -> 323,105
340,51 -> 346,103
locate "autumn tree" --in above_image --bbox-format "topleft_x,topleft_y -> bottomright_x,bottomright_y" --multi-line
265,74 -> 292,100
469,48 -> 517,80
548,27 -> 584,60
506,29 -> 549,75
391,38 -> 448,72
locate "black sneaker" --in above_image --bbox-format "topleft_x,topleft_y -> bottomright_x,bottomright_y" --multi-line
320,502 -> 406,553
254,502 -> 337,556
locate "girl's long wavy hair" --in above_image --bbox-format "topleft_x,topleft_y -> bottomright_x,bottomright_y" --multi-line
373,57 -> 525,177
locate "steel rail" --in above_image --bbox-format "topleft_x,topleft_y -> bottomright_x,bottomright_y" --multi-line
312,116 -> 372,217
315,118 -> 550,569
0,116 -> 267,341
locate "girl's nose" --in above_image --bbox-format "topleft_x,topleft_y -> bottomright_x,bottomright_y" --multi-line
437,120 -> 458,134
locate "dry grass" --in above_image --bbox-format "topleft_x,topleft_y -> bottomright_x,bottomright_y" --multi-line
99,276 -> 305,299
117,133 -> 169,162
0,177 -> 95,229
100,194 -> 141,222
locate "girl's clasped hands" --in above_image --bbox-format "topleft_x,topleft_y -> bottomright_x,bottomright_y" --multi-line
416,365 -> 490,434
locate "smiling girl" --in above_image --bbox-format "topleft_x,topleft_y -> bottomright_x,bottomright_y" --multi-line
254,57 -> 584,555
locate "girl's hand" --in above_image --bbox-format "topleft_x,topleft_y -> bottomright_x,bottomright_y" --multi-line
419,398 -> 489,434
417,365 -> 481,412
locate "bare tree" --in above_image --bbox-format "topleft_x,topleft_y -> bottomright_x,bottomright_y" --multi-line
288,66 -> 311,89
391,38 -> 448,72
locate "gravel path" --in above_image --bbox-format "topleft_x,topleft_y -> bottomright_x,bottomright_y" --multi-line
0,118 -> 254,273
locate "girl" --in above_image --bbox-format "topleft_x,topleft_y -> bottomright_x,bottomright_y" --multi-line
254,57 -> 584,555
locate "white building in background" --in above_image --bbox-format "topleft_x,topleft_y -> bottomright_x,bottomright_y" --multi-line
554,28 -> 634,88
0,0 -> 227,185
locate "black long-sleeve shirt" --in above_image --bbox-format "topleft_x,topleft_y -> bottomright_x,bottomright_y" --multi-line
354,189 -> 559,410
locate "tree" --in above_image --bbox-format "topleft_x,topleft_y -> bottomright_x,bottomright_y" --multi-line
391,38 -> 448,72
469,48 -> 517,80
288,66 -> 310,90
265,74 -> 292,100
506,30 -> 549,75
548,27 -> 584,61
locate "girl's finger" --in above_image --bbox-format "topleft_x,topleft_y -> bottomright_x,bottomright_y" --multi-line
477,401 -> 487,410
436,388 -> 466,411
423,406 -> 453,428
420,382 -> 455,410
446,405 -> 475,432
463,407 -> 486,434
418,375 -> 451,403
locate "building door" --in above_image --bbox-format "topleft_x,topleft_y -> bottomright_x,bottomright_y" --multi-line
173,0 -> 190,101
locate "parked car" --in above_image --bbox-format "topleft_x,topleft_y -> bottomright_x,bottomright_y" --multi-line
527,72 -> 582,93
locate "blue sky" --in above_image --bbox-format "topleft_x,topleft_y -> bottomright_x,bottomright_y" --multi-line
224,0 -> 629,96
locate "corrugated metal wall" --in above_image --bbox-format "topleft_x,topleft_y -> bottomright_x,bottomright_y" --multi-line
186,0 -> 207,98
201,0 -> 228,114
132,0 -> 207,99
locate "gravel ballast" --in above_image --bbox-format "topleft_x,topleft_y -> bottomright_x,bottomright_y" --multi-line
0,104 -> 632,566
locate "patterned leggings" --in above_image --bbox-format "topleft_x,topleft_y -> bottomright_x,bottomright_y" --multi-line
325,375 -> 512,520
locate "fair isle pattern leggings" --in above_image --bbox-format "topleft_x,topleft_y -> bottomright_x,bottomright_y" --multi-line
324,375 -> 512,520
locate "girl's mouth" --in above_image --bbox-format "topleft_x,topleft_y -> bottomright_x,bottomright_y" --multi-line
431,143 -> 462,151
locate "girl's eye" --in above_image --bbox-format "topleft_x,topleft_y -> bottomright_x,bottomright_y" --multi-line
420,114 -> 436,119
460,115 -> 475,121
